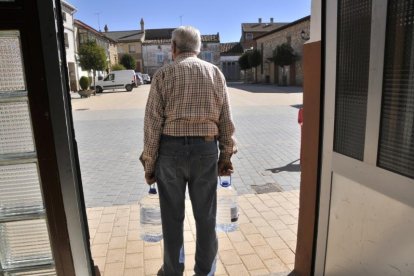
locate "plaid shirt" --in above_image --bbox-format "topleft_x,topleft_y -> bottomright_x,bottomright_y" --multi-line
141,53 -> 236,175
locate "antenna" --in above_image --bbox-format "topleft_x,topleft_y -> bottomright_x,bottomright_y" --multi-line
94,12 -> 101,31
179,15 -> 183,25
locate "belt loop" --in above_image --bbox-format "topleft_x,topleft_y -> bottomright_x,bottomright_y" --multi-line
184,136 -> 188,145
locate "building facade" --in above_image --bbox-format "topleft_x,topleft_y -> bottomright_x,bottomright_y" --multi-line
240,18 -> 287,50
142,30 -> 220,76
220,42 -> 243,81
61,0 -> 78,91
74,19 -> 118,81
255,16 -> 310,85
103,19 -> 145,72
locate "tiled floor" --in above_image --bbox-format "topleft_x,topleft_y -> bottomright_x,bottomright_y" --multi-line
87,190 -> 299,276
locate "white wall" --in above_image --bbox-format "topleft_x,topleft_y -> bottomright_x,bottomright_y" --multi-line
309,0 -> 321,43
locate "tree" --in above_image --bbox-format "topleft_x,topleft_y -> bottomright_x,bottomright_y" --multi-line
248,49 -> 262,83
273,43 -> 296,85
111,63 -> 126,71
120,54 -> 136,70
238,52 -> 251,82
78,40 -> 107,91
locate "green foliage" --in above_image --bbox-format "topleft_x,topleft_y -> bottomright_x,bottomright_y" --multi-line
238,52 -> 251,70
273,43 -> 296,67
120,54 -> 136,70
79,76 -> 90,90
111,63 -> 126,71
248,49 -> 262,68
78,40 -> 107,72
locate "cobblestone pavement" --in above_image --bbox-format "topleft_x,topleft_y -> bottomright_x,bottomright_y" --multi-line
71,83 -> 302,208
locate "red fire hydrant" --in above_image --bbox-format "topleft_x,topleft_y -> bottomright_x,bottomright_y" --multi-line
298,107 -> 303,163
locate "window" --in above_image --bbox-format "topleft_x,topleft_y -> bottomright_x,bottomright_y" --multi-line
62,12 -> 66,22
129,45 -> 136,53
157,53 -> 164,64
333,0 -> 372,161
201,52 -> 212,63
64,32 -> 69,48
245,33 -> 253,40
104,74 -> 114,81
377,0 -> 414,179
79,32 -> 88,45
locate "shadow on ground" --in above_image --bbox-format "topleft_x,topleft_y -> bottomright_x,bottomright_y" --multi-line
267,159 -> 301,173
228,82 -> 303,94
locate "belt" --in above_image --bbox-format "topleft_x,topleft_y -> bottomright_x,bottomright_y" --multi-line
161,135 -> 216,142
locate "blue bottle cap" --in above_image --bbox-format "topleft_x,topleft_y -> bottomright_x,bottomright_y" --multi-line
149,187 -> 157,194
221,180 -> 231,187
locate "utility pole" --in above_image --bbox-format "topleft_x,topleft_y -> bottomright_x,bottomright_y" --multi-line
94,12 -> 101,31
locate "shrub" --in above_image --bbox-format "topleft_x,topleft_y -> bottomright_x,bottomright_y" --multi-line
79,76 -> 90,90
120,54 -> 136,70
111,63 -> 126,71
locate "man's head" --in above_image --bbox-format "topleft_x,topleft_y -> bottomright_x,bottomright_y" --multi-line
171,26 -> 201,59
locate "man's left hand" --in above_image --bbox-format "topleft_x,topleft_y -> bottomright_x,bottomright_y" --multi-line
145,173 -> 156,185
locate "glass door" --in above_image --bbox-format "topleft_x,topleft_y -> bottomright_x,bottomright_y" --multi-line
0,30 -> 56,275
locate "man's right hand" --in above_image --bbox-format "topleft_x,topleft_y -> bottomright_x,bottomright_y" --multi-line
218,160 -> 234,176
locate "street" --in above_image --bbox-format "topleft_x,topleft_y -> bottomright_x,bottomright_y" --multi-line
71,83 -> 302,208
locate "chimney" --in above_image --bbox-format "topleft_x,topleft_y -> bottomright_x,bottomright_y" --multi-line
140,18 -> 145,32
270,17 -> 274,23
258,18 -> 262,23
104,24 -> 108,32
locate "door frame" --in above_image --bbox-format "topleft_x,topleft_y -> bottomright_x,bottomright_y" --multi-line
0,1 -> 94,275
314,0 -> 414,274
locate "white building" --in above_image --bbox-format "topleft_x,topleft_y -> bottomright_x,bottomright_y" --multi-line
61,0 -> 78,92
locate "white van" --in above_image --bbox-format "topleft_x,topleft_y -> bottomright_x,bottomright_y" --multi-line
94,70 -> 137,93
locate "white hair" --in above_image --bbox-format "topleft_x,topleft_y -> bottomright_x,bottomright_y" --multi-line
171,26 -> 201,54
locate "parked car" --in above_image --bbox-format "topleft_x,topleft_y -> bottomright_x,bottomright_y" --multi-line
142,74 -> 151,84
92,70 -> 136,93
135,72 -> 144,86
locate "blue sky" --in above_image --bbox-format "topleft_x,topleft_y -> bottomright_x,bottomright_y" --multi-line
69,0 -> 311,43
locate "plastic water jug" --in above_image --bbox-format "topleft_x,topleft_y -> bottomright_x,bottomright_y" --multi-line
216,176 -> 239,232
139,185 -> 163,242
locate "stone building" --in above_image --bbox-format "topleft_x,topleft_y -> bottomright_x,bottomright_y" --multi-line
220,42 -> 244,81
74,19 -> 118,81
240,18 -> 287,50
255,15 -> 310,85
61,0 -> 78,91
103,19 -> 145,72
142,31 -> 220,76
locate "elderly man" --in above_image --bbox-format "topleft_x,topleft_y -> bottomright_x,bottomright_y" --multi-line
140,26 -> 236,276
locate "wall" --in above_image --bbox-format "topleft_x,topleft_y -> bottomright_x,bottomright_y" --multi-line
256,19 -> 310,85
142,44 -> 172,75
200,42 -> 220,67
142,42 -> 221,75
108,43 -> 118,66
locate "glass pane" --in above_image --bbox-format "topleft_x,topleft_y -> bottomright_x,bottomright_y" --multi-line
0,31 -> 25,92
5,268 -> 56,276
0,101 -> 35,155
0,163 -> 44,216
0,219 -> 53,270
333,0 -> 372,160
378,0 -> 414,179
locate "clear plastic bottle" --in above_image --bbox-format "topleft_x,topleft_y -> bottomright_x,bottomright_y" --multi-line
216,176 -> 239,232
139,185 -> 163,242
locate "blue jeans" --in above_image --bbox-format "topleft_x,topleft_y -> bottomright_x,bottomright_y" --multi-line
155,135 -> 218,276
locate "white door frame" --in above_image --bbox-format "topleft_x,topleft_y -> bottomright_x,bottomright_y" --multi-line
314,0 -> 414,274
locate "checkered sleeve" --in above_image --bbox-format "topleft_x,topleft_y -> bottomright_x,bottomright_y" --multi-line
141,72 -> 165,175
217,74 -> 236,163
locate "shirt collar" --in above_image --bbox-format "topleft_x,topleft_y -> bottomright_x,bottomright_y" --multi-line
175,52 -> 197,62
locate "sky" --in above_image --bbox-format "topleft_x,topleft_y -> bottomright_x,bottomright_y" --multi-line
69,0 -> 311,43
